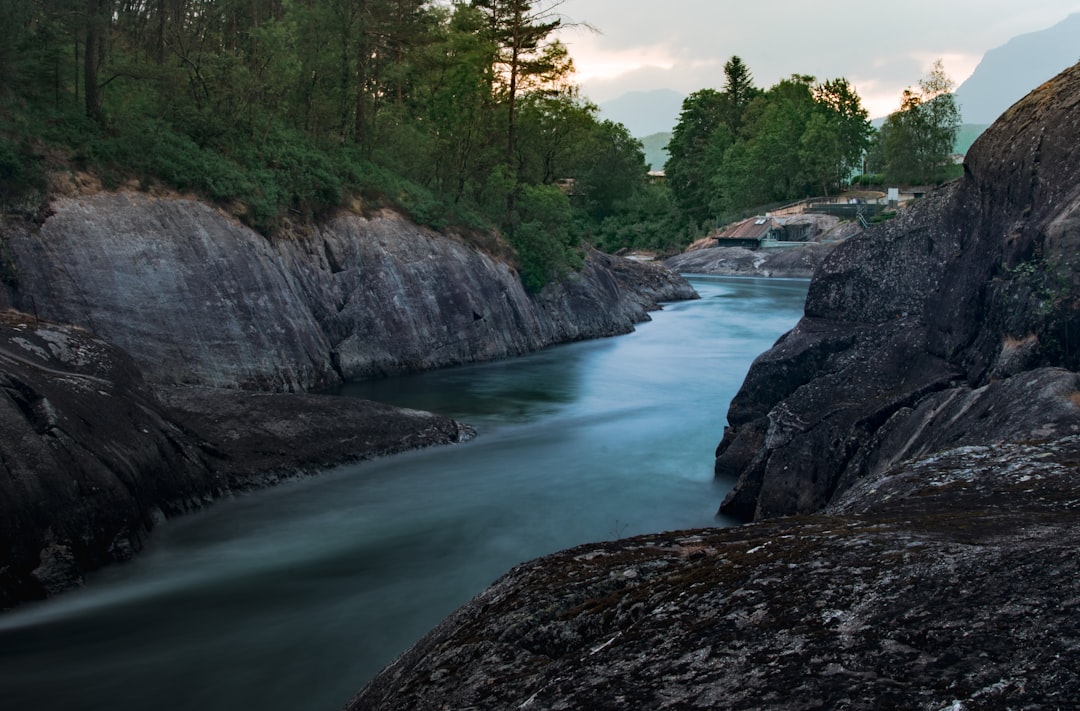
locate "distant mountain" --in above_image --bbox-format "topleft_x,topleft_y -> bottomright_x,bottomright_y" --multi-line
954,13 -> 1080,124
640,132 -> 671,171
597,89 -> 685,138
954,124 -> 989,155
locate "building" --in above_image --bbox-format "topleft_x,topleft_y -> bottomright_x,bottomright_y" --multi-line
712,216 -> 784,249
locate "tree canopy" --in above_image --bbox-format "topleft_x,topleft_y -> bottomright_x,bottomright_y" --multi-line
1,9 -> 958,268
0,0 -> 654,289
871,60 -> 962,184
665,58 -> 873,230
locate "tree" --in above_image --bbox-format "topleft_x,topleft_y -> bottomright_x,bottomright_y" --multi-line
665,88 -> 728,225
83,0 -> 111,120
720,55 -> 760,133
879,59 -> 961,184
571,118 -> 647,220
472,0 -> 571,165
805,77 -> 872,194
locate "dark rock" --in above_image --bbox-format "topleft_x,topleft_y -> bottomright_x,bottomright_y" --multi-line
0,312 -> 471,610
0,313 -> 218,607
349,439 -> 1080,710
345,62 -> 1080,710
155,385 -> 475,485
717,61 -> 1080,520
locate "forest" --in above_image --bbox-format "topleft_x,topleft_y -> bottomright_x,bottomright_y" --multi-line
0,0 -> 959,288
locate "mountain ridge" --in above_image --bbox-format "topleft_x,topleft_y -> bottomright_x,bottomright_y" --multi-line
954,12 -> 1080,123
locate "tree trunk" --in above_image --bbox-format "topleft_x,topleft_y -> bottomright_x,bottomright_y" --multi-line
84,0 -> 104,121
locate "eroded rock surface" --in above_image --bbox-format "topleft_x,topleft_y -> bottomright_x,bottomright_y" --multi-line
717,62 -> 1080,520
0,313 -> 471,609
2,201 -> 694,390
349,436 -> 1080,710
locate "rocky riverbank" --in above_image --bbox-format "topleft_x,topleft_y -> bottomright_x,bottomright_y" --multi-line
664,243 -> 833,278
0,197 -> 695,390
347,61 -> 1080,708
348,435 -> 1080,709
0,194 -> 695,609
0,313 -> 473,608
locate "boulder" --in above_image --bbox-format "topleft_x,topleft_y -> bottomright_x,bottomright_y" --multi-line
717,62 -> 1080,520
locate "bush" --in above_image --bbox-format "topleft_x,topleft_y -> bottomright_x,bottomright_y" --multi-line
508,183 -> 583,292
851,173 -> 885,187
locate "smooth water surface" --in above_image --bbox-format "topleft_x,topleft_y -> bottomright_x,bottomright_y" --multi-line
0,276 -> 808,711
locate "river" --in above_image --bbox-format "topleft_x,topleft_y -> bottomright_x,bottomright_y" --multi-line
0,275 -> 808,711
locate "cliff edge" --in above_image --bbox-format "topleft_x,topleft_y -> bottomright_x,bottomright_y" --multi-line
1,199 -> 695,391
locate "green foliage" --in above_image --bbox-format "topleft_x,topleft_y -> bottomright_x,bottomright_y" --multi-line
665,88 -> 731,225
875,60 -> 962,184
0,135 -> 45,207
2,0 -> 666,291
506,183 -> 582,292
851,173 -> 886,187
590,182 -> 689,255
666,59 -> 873,229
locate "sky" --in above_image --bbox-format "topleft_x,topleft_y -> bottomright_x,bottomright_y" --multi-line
552,0 -> 1080,117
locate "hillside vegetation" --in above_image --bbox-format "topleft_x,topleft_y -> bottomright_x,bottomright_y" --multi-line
0,0 -> 684,287
0,1 -> 967,265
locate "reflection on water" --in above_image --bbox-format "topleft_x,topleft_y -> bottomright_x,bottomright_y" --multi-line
0,276 -> 808,711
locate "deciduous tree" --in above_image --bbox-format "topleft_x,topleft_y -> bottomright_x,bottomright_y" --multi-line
878,59 -> 961,184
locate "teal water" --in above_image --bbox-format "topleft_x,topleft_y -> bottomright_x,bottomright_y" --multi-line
0,276 -> 808,711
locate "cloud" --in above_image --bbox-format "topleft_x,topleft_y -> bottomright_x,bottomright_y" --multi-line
556,0 -> 1080,116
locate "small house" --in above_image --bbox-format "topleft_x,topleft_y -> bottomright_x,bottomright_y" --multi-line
712,216 -> 783,249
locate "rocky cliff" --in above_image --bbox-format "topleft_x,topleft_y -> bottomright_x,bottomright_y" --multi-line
716,61 -> 1080,520
347,63 -> 1080,708
0,193 -> 695,609
1,194 -> 695,391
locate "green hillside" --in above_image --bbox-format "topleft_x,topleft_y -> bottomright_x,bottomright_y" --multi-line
955,124 -> 990,155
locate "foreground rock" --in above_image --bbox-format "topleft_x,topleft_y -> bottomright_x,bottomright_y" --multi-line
716,61 -> 1080,520
0,313 -> 471,609
349,436 -> 1080,710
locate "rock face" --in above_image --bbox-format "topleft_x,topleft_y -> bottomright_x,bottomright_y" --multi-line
347,63 -> 1080,709
716,61 -> 1080,520
1,197 -> 695,390
0,312 -> 473,609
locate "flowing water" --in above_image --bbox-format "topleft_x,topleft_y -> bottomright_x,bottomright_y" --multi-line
0,275 -> 808,711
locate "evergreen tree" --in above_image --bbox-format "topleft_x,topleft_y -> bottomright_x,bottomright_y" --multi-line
665,88 -> 727,226
472,0 -> 570,166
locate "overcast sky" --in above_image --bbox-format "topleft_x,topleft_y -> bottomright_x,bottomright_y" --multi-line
553,1 -> 1080,116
